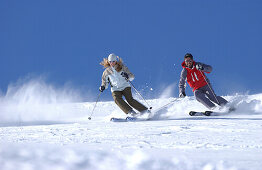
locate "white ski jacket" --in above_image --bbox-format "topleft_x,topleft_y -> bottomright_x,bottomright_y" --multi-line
101,65 -> 135,92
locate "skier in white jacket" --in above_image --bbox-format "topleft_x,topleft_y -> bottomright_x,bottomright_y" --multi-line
99,53 -> 149,116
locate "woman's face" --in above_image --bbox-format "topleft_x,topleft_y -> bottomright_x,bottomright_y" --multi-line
109,60 -> 116,67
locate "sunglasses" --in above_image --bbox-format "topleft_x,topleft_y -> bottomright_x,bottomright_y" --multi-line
185,59 -> 193,63
109,61 -> 116,63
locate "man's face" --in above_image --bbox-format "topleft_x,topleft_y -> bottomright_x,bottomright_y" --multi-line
185,57 -> 193,68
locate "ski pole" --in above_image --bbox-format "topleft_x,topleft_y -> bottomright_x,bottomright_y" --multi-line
200,71 -> 220,105
127,80 -> 152,110
88,91 -> 102,120
154,98 -> 180,113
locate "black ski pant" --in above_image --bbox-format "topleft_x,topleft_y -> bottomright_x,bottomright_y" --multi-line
194,85 -> 228,109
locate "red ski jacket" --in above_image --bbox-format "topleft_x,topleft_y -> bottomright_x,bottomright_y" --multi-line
179,61 -> 212,92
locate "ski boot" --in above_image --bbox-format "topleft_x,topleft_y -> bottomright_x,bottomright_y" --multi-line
127,110 -> 139,117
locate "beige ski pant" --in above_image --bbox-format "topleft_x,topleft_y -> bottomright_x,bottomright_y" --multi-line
112,87 -> 147,114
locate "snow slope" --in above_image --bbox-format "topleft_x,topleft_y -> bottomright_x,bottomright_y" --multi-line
1,92 -> 262,170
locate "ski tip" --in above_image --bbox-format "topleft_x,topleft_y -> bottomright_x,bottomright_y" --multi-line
189,111 -> 197,116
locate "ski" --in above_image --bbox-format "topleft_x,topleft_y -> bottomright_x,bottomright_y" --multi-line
110,116 -> 149,122
189,111 -> 213,116
110,117 -> 136,122
189,106 -> 236,116
110,117 -> 129,122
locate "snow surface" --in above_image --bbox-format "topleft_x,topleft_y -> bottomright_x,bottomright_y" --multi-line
1,84 -> 262,170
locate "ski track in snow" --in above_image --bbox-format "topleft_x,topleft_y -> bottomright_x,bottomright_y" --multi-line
0,94 -> 262,170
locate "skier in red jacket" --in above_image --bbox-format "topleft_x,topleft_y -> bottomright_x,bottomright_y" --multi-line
179,53 -> 228,110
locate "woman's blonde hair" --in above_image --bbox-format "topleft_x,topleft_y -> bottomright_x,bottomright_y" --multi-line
100,56 -> 123,72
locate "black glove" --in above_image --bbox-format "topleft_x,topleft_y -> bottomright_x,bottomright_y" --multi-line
179,92 -> 186,98
99,86 -> 105,92
121,72 -> 129,79
196,64 -> 204,71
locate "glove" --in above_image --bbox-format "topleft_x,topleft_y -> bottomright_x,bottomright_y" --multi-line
196,64 -> 204,71
99,86 -> 105,92
179,92 -> 186,98
121,72 -> 129,79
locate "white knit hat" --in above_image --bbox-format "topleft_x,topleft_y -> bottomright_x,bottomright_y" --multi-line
108,53 -> 117,62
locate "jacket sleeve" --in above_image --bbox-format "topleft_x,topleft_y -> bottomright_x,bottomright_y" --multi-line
196,62 -> 213,73
179,68 -> 187,94
122,65 -> 135,81
101,70 -> 109,89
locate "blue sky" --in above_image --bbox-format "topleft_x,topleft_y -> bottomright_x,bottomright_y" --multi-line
1,0 -> 262,101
